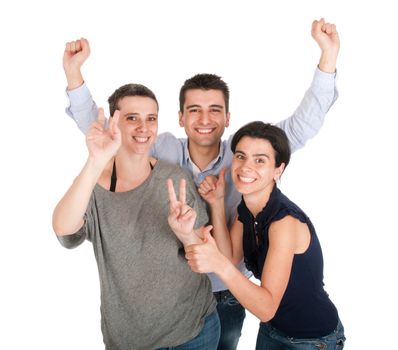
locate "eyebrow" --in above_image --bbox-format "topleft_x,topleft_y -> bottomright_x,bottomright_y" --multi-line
235,150 -> 270,158
186,104 -> 224,109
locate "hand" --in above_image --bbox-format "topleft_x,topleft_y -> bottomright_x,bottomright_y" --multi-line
86,108 -> 121,167
198,168 -> 226,205
311,18 -> 340,73
167,178 -> 199,245
63,38 -> 90,89
185,230 -> 227,274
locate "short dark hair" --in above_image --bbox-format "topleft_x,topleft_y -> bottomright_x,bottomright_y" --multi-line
179,74 -> 230,113
231,121 -> 291,168
108,84 -> 158,116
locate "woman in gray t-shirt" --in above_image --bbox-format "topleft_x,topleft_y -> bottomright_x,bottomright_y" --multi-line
53,84 -> 219,349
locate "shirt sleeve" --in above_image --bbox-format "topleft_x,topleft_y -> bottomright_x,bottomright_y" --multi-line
65,83 -> 99,134
276,67 -> 338,153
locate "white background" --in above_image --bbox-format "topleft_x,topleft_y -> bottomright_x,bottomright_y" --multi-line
1,0 -> 397,349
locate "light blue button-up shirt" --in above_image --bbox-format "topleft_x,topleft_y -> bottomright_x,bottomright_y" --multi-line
65,68 -> 338,291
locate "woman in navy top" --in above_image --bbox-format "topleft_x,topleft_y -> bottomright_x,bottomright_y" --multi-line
185,121 -> 345,349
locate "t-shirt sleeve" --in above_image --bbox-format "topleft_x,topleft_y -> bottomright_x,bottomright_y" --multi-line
56,194 -> 95,249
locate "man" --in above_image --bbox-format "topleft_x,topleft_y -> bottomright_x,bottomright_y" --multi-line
62,18 -> 339,349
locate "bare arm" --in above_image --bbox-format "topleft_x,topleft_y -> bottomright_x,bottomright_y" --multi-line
186,215 -> 307,322
53,109 -> 121,236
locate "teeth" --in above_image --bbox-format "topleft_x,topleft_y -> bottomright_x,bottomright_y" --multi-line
239,176 -> 255,183
196,128 -> 213,134
133,137 -> 149,143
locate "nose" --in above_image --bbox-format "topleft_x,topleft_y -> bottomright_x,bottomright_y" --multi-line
239,159 -> 253,173
198,111 -> 210,125
136,119 -> 148,132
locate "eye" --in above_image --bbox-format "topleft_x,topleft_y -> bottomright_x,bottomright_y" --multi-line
188,108 -> 199,113
148,116 -> 157,122
234,154 -> 245,160
255,158 -> 265,164
210,108 -> 221,113
126,116 -> 137,121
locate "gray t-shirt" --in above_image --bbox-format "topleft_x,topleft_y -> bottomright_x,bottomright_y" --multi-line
58,160 -> 216,350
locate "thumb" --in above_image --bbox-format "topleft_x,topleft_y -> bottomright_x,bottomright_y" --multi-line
218,168 -> 226,186
203,228 -> 216,246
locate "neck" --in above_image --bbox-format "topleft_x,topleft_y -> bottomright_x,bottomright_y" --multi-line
104,149 -> 153,192
188,141 -> 220,171
243,184 -> 275,217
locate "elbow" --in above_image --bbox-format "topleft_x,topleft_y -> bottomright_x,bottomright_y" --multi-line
52,222 -> 70,237
258,308 -> 277,323
52,214 -> 81,237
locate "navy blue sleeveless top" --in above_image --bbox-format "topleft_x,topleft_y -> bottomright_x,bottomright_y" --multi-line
237,185 -> 339,338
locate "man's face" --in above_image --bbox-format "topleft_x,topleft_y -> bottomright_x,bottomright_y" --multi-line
179,89 -> 230,149
116,96 -> 158,155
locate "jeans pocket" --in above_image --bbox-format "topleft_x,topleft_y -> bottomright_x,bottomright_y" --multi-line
288,338 -> 328,349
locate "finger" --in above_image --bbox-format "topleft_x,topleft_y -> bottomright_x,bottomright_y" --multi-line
179,178 -> 186,204
311,18 -> 323,36
324,23 -> 332,35
70,41 -> 77,53
75,40 -> 82,52
180,206 -> 196,221
110,110 -> 121,138
65,42 -> 71,53
98,107 -> 106,127
200,180 -> 213,193
167,179 -> 178,205
80,37 -> 90,54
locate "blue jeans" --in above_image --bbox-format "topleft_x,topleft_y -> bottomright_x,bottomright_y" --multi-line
256,319 -> 345,350
214,290 -> 246,350
157,310 -> 220,350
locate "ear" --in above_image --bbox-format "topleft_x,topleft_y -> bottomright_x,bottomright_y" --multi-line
225,111 -> 231,128
178,111 -> 184,127
274,163 -> 285,181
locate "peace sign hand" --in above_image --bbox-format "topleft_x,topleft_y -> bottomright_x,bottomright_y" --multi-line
167,178 -> 199,246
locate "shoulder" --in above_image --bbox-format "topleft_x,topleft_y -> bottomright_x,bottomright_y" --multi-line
152,160 -> 193,183
155,132 -> 185,148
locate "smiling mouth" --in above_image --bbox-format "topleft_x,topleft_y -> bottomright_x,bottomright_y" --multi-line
195,128 -> 216,134
238,175 -> 256,183
133,136 -> 150,143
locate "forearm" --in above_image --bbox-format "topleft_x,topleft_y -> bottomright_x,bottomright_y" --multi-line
65,67 -> 84,90
52,157 -> 104,236
217,261 -> 277,322
209,200 -> 233,260
276,68 -> 337,152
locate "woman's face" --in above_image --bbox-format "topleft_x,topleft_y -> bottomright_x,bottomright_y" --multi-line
231,136 -> 284,196
116,96 -> 158,155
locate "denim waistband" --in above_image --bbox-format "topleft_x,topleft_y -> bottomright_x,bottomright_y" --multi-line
213,289 -> 232,302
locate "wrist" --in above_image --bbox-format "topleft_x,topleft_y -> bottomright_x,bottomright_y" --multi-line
65,69 -> 84,90
318,49 -> 339,73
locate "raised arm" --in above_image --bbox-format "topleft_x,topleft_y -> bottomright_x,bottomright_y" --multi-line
52,109 -> 121,236
276,18 -> 340,152
63,38 -> 98,134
